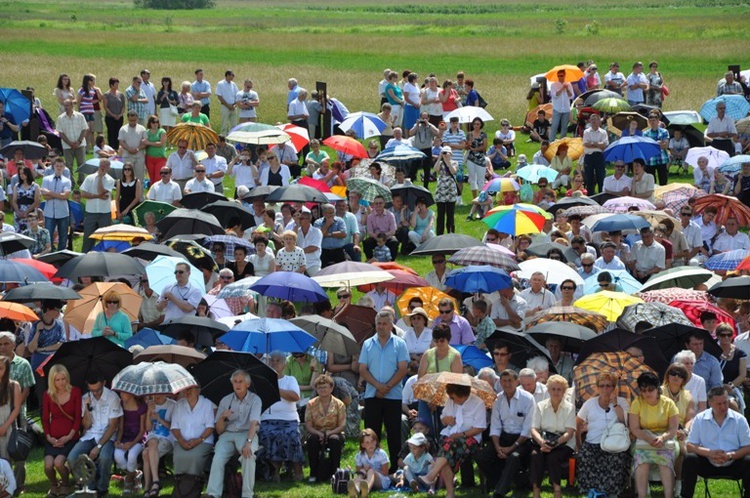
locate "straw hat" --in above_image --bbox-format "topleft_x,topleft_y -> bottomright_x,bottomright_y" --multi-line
404,307 -> 430,328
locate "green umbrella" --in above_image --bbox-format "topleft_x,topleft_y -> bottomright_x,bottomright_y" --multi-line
133,200 -> 178,226
345,177 -> 392,203
592,97 -> 630,114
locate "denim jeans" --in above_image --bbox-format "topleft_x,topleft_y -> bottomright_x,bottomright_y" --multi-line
67,438 -> 115,494
45,216 -> 70,251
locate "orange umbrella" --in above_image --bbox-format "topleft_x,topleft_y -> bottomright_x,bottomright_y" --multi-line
545,65 -> 584,83
693,194 -> 750,226
544,137 -> 584,162
323,135 -> 367,159
737,255 -> 750,273
396,286 -> 457,321
525,103 -> 552,127
64,282 -> 142,334
372,262 -> 418,276
0,301 -> 38,321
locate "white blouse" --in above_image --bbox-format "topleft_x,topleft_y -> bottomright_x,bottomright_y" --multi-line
440,393 -> 488,444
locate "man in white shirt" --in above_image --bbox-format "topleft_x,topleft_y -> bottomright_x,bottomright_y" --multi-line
296,209 -> 322,276
156,262 -> 203,323
140,69 -> 156,116
491,287 -> 527,331
531,140 -> 551,167
629,226 -> 666,283
519,272 -> 556,317
424,254 -> 450,292
603,160 -> 632,196
594,242 -> 627,270
549,70 -> 573,141
201,142 -> 228,191
626,61 -> 649,106
705,101 -> 739,157
216,70 -> 239,135
385,127 -> 406,148
712,217 -> 750,254
287,88 -> 310,162
518,368 -> 549,403
694,207 -> 718,254
364,283 -> 397,312
57,99 -> 88,182
118,110 -> 147,181
236,79 -> 259,123
166,138 -> 199,190
582,113 -> 608,194
80,158 -> 115,252
603,62 -> 627,95
147,166 -> 182,206
184,165 -> 215,194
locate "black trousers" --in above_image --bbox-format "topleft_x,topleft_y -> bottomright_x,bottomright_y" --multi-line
418,148 -> 433,188
306,433 -> 344,479
201,104 -> 211,118
436,202 -> 455,235
645,162 -> 669,186
363,397 -> 402,474
362,236 -> 399,261
681,453 -> 750,498
321,247 -> 346,267
474,433 -> 531,496
529,443 -> 573,488
105,115 -> 123,150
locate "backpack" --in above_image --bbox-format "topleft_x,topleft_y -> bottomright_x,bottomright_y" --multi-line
222,456 -> 242,498
171,474 -> 203,498
331,468 -> 351,494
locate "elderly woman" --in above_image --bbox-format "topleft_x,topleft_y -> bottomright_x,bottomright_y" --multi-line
629,371 -> 680,498
170,384 -> 215,477
550,144 -> 573,191
674,349 -> 707,413
402,306 -> 433,358
693,156 -> 713,192
716,323 -> 747,407
530,375 -> 574,498
555,279 -> 577,306
417,324 -> 463,434
576,372 -> 631,497
275,230 -> 306,274
91,290 -> 132,347
662,362 -> 695,496
259,351 -> 304,482
304,374 -> 346,482
416,383 -> 487,498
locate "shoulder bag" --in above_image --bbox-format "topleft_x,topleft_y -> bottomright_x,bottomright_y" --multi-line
600,415 -> 631,454
8,384 -> 34,461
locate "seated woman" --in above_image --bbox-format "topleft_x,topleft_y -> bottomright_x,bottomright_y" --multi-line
408,197 -> 436,246
662,363 -> 695,497
692,156 -> 713,192
304,375 -> 346,483
170,384 -> 215,479
114,391 -> 147,494
629,371 -> 680,498
91,290 -> 132,347
494,119 -> 516,157
142,393 -> 176,498
566,173 -> 588,197
417,324 -> 463,435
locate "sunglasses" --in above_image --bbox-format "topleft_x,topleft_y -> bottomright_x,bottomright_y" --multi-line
598,282 -> 610,287
561,286 -> 574,290
718,333 -> 733,338
106,300 -> 119,305
220,276 -> 233,281
493,352 -> 509,356
123,168 -> 133,171
680,213 -> 692,217
195,169 -> 206,173
639,386 -> 657,393
174,270 -> 185,275
668,371 -> 687,379
432,260 -> 445,264
438,309 -> 452,315
160,171 -> 170,176
582,263 -> 593,267
337,294 -> 351,299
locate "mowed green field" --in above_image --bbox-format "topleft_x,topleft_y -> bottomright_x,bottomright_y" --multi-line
1,1 -> 748,496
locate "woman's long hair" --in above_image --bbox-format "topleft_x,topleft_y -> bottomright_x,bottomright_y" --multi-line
0,356 -> 11,406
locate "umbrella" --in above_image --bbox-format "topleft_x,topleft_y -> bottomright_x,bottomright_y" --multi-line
546,196 -> 599,214
396,287 -> 457,322
374,143 -> 426,163
708,276 -> 750,300
448,246 -> 520,273
602,196 -> 656,213
718,155 -> 750,175
562,205 -> 611,218
484,327 -> 556,373
514,164 -> 559,184
220,318 -> 317,354
545,65 -> 584,83
643,323 -> 723,361
165,239 -> 218,273
603,136 -> 661,163
161,315 -> 229,350
526,321 -> 597,353
63,282 -> 142,334
640,266 -> 714,291
54,252 -> 145,280
242,185 -> 279,202
372,261 -> 418,275
524,242 -> 577,265
2,283 -> 80,302
543,137 -> 584,162
89,224 -> 154,242
410,234 -> 483,256
122,243 -> 186,262
356,269 -> 429,294
576,329 -> 669,376
335,304 -> 377,344
201,235 -> 254,259
112,361 -> 196,397
0,232 -> 35,257
323,135 -> 367,159
37,249 -> 83,267
638,288 -> 712,305
574,351 -> 655,404
264,184 -> 330,204
133,200 -> 177,226
227,122 -> 291,145
666,123 -> 705,149
189,350 -> 280,411
736,255 -> 750,273
592,98 -> 630,114
274,123 -> 309,152
216,276 -> 261,300
663,110 -> 702,125
201,200 -> 255,229
180,192 -> 228,210
0,88 -> 31,123
338,112 -> 387,139
250,271 -> 328,302
346,177 -> 392,203
297,176 -> 331,194
201,295 -> 235,320
630,210 -> 681,230
590,213 -> 650,233
79,158 -> 125,179
736,117 -> 750,136
43,337 -> 132,389
1,140 -> 48,160
684,146 -> 730,171
454,345 -> 494,370
156,209 -> 224,239
526,305 -> 609,333
0,259 -> 48,283
289,315 -> 360,357
574,291 -> 643,323
390,184 -> 434,209
700,95 -> 750,122
91,240 -> 131,253
482,177 -> 520,193
517,259 -> 584,286
444,107 -> 494,124
607,112 -> 648,137
525,104 -> 553,127
0,301 -> 37,321
124,328 -> 176,350
581,89 -> 623,107
662,188 -> 708,213
134,344 -> 206,368
694,194 -> 750,227
444,265 -> 512,294
145,255 -> 203,296
583,270 -> 643,295
668,300 -> 735,330
482,205 -> 546,235
616,302 -> 692,333
413,372 -> 497,409
166,122 -> 219,151
705,250 -> 750,272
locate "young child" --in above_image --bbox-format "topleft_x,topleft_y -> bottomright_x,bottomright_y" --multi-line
114,391 -> 147,494
487,138 -> 510,170
472,300 -> 495,351
350,428 -> 390,497
516,153 -> 528,169
467,190 -> 494,221
403,432 -> 435,493
142,394 -> 176,498
371,232 -> 393,263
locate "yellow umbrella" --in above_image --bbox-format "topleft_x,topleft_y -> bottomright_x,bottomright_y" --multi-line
574,291 -> 643,323
544,137 -> 584,162
64,282 -> 142,334
545,65 -> 584,83
397,286 -> 457,321
330,185 -> 348,199
525,103 -> 553,126
90,224 -> 154,242
166,122 -> 219,151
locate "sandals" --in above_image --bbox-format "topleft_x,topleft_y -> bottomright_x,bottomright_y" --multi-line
144,481 -> 161,497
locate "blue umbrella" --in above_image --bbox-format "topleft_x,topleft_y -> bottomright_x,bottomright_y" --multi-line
124,328 -> 176,350
454,345 -> 493,371
249,271 -> 327,302
219,318 -> 318,354
583,270 -> 643,295
700,95 -> 750,122
339,112 -> 387,140
444,265 -> 512,294
719,154 -> 750,175
375,143 -> 426,162
705,250 -> 750,271
0,259 -> 48,283
603,136 -> 661,163
514,164 -> 559,183
92,240 -> 131,253
0,88 -> 31,124
590,213 -> 650,233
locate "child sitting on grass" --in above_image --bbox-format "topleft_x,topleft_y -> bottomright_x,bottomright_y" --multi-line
350,428 -> 390,498
467,190 -> 494,221
403,433 -> 435,493
393,420 -> 436,493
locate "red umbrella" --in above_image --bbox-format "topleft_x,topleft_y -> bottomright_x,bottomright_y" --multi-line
372,261 -> 419,276
638,288 -> 713,305
356,269 -> 430,293
736,255 -> 750,273
335,304 -> 376,344
693,194 -> 750,226
323,135 -> 367,159
298,176 -> 331,193
668,299 -> 735,334
274,123 -> 309,153
13,258 -> 62,283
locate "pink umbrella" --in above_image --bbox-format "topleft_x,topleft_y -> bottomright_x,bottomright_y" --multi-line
356,269 -> 430,293
638,288 -> 713,305
486,242 -> 516,257
668,299 -> 735,334
602,196 -> 656,213
298,176 -> 331,192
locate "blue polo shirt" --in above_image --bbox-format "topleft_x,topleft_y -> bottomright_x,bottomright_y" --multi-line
359,333 -> 409,401
191,80 -> 212,105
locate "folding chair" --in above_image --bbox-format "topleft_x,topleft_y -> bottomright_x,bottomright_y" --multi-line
703,474 -> 744,498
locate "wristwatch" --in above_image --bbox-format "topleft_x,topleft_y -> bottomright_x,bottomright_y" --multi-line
246,438 -> 253,443
96,443 -> 103,449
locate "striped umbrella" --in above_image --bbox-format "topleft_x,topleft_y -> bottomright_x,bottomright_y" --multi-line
482,205 -> 547,235
705,249 -> 750,272
700,95 -> 750,122
339,112 -> 387,139
448,245 -> 520,272
274,123 -> 309,152
661,187 -> 708,212
526,306 -> 609,333
345,176 -> 392,203
592,97 -> 630,114
668,300 -> 736,330
482,177 -> 520,193
694,194 -> 750,227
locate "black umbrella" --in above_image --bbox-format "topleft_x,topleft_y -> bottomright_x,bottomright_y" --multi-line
202,200 -> 255,229
575,328 -> 669,377
180,191 -> 227,210
165,239 -> 218,273
631,104 -> 662,118
265,184 -> 329,204
410,234 -> 483,256
484,327 -> 557,374
43,337 -> 133,390
525,242 -> 578,264
526,321 -> 598,353
0,259 -> 49,283
122,243 -> 187,262
156,209 -> 224,240
243,185 -> 278,201
0,232 -> 34,256
2,283 -> 81,302
390,184 -> 434,209
642,323 -> 723,363
1,140 -> 48,160
666,123 -> 704,148
546,196 -> 599,214
581,89 -> 623,107
189,350 -> 280,411
707,276 -> 750,300
54,252 -> 146,280
37,250 -> 84,267
160,315 -> 229,350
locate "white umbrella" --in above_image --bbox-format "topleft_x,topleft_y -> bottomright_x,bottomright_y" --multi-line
685,146 -> 730,171
339,112 -> 387,139
312,261 -> 394,288
517,259 -> 584,286
145,255 -> 203,296
444,107 -> 494,124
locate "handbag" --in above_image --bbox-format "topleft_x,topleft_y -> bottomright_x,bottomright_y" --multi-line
542,431 -> 562,447
169,104 -> 180,117
171,474 -> 203,498
600,418 -> 630,453
634,431 -> 676,452
7,385 -> 33,461
476,91 -> 489,109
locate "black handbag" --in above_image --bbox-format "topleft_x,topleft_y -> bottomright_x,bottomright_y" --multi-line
171,474 -> 204,498
7,387 -> 33,461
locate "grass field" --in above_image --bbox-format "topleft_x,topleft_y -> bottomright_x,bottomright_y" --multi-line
1,0 -> 747,496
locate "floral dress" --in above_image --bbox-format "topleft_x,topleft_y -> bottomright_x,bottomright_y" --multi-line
467,131 -> 487,167
14,183 -> 38,232
435,161 -> 458,204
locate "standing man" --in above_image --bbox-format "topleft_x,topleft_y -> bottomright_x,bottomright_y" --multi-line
286,78 -> 300,107
643,112 -> 670,186
166,138 -> 199,191
118,110 -> 147,181
216,70 -> 239,135
57,99 -> 88,182
359,310 -> 410,473
204,370 -> 261,498
629,226 -> 666,283
363,195 -> 398,261
314,203 -> 347,267
288,88 -> 310,161
41,157 -> 72,251
200,142 -> 228,192
410,111 -> 440,186
125,76 -> 149,126
549,69 -> 573,141
140,69 -> 156,118
626,62 -> 649,107
146,166 -> 182,207
155,262 -> 203,323
236,79 -> 259,123
582,113 -> 608,194
80,158 -> 115,252
191,69 -> 212,117
604,62 -> 627,95
297,209 -> 323,276
431,297 -> 475,346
